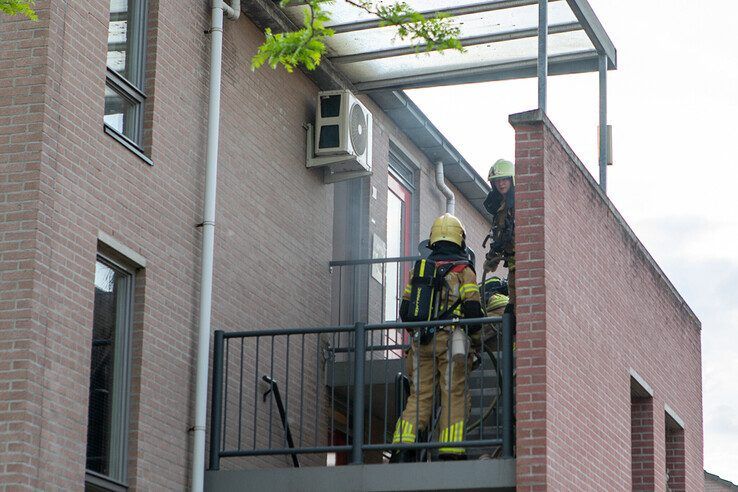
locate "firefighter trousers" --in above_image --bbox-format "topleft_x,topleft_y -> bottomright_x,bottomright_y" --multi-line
393,330 -> 471,455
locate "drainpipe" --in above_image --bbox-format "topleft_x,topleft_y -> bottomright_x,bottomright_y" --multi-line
191,1 -> 239,492
435,160 -> 455,215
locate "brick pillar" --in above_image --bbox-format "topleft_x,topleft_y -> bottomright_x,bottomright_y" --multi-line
0,4 -> 49,490
631,396 -> 655,490
509,112 -> 547,490
666,427 -> 686,491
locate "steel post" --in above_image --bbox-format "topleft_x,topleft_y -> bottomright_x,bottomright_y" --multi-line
598,53 -> 608,192
351,322 -> 366,464
537,0 -> 548,111
501,313 -> 514,458
208,330 -> 225,470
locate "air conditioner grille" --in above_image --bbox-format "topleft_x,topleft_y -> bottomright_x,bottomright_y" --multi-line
349,103 -> 368,156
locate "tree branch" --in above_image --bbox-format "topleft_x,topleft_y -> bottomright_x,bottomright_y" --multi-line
251,0 -> 463,72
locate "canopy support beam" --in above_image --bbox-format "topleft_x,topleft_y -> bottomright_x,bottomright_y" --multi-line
537,0 -> 548,111
598,52 -> 608,193
330,0 -> 564,34
330,22 -> 581,65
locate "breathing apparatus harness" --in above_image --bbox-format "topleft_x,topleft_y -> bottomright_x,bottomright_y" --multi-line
404,258 -> 472,345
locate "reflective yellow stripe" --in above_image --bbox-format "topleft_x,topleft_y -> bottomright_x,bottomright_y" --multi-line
392,419 -> 416,443
440,421 -> 464,443
459,283 -> 478,298
419,259 -> 426,277
488,294 -> 509,310
438,422 -> 465,454
403,285 -> 412,295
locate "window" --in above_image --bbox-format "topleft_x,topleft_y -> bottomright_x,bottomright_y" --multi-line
104,0 -> 148,155
85,256 -> 134,487
384,173 -> 412,322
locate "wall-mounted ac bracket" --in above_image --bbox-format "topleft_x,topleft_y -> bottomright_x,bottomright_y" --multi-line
305,124 -> 372,184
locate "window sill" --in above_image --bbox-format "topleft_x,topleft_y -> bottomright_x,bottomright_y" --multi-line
85,471 -> 128,492
104,124 -> 153,166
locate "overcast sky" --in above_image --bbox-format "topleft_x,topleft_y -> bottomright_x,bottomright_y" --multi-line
407,0 -> 738,483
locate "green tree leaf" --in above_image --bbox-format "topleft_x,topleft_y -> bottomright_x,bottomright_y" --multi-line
252,0 -> 463,72
0,0 -> 38,20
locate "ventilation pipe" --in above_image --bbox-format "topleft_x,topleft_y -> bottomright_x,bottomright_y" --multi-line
435,160 -> 455,215
191,1 -> 239,491
221,0 -> 240,20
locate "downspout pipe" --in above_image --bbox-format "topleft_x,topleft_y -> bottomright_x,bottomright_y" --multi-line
191,1 -> 239,491
435,160 -> 455,215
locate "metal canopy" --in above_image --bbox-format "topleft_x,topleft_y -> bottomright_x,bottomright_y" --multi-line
280,0 -> 616,92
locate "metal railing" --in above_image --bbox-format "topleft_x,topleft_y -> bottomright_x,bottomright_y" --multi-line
208,315 -> 514,470
329,254 -> 420,325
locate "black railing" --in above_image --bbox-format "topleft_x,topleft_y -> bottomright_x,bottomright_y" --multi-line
262,375 -> 300,467
329,255 -> 420,327
208,315 -> 514,470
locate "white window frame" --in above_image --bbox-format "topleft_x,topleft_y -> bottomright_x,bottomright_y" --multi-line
104,0 -> 149,161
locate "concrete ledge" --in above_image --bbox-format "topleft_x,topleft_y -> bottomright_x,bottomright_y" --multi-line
665,404 -> 685,430
629,368 -> 654,398
508,109 -> 700,327
206,459 -> 516,491
98,231 -> 147,268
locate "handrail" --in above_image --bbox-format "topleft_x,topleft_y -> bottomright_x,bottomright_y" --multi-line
208,314 -> 514,468
328,255 -> 421,267
262,375 -> 300,468
220,316 -> 502,339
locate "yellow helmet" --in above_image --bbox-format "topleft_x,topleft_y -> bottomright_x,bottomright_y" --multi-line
429,213 -> 466,247
488,159 -> 515,184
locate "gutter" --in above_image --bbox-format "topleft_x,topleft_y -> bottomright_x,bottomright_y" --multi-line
435,160 -> 455,214
191,1 -> 240,491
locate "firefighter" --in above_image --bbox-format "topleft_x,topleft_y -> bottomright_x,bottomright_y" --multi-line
472,276 -> 509,351
481,276 -> 509,316
391,213 -> 484,462
483,159 -> 515,312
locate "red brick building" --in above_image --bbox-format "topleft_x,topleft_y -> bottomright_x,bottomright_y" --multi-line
1,0 -> 702,491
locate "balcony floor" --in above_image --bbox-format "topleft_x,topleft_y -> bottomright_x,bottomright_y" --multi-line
205,459 -> 515,491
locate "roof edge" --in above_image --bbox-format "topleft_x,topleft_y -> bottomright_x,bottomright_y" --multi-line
509,109 -> 700,327
704,471 -> 738,489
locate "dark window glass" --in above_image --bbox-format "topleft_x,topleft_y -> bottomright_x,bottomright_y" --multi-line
107,0 -> 130,78
86,259 -> 132,482
104,0 -> 147,148
104,86 -> 135,137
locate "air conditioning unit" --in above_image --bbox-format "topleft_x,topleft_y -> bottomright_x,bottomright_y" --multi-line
306,90 -> 372,183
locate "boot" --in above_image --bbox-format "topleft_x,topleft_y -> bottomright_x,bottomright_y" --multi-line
439,453 -> 467,461
389,449 -> 416,463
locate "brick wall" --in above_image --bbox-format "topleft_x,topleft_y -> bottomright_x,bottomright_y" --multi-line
631,396 -> 656,490
0,1 -> 490,489
510,120 -> 547,490
0,5 -> 49,488
510,110 -> 703,491
666,427 -> 686,491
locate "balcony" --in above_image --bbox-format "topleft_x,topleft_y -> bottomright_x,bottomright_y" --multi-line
205,257 -> 516,491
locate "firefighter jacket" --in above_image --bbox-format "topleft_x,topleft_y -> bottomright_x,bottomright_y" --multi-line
484,187 -> 515,258
401,259 -> 482,321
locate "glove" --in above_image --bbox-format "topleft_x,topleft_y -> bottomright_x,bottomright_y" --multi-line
484,254 -> 501,273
